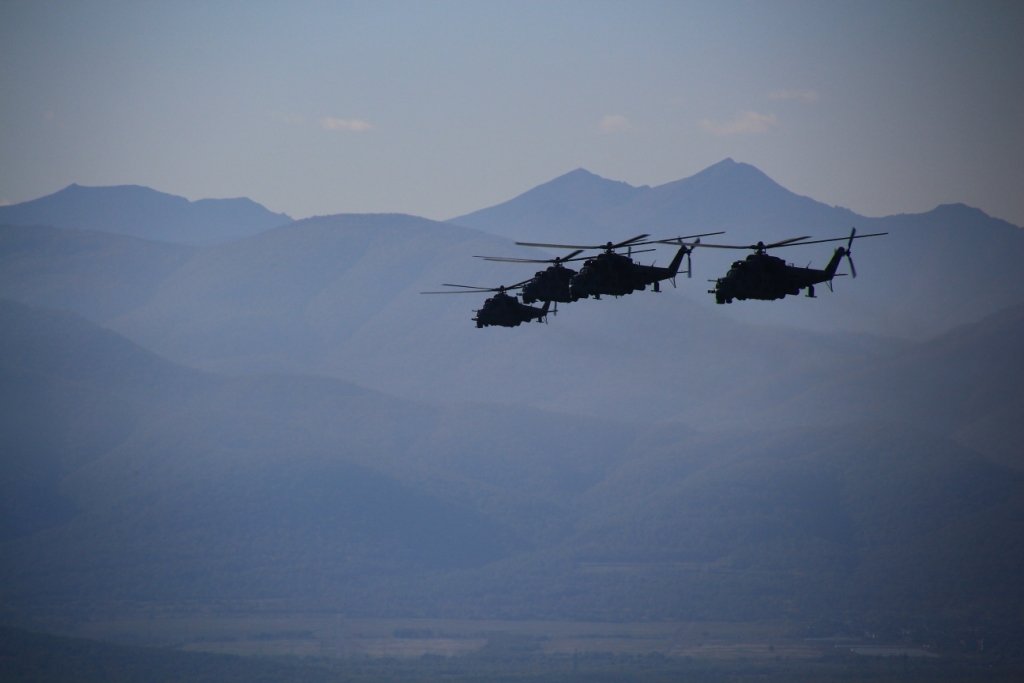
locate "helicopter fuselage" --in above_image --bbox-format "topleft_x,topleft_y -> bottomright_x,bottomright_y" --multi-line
474,291 -> 549,327
570,245 -> 688,300
520,264 -> 577,304
709,248 -> 845,303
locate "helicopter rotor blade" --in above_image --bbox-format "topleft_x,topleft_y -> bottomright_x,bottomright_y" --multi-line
421,289 -> 489,294
422,279 -> 530,294
474,248 -> 587,264
842,228 -> 857,278
771,230 -> 887,248
844,227 -> 858,277
612,234 -> 651,249
441,283 -> 495,290
515,233 -> 650,251
678,228 -> 888,253
695,231 -> 888,251
475,256 -> 550,263
691,236 -> 811,250
766,235 -> 814,249
650,230 -> 726,245
515,240 -> 596,249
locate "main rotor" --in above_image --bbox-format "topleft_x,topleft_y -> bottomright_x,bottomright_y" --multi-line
696,229 -> 887,255
420,278 -> 533,295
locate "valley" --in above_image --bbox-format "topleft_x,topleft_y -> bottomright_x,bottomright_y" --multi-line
2,161 -> 1023,680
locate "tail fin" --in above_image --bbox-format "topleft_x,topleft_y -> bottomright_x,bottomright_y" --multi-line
824,247 -> 846,279
667,244 -> 689,277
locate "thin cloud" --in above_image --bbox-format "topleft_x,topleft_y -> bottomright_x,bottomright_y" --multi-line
768,89 -> 819,103
599,114 -> 632,134
273,112 -> 307,126
320,117 -> 374,133
698,111 -> 778,136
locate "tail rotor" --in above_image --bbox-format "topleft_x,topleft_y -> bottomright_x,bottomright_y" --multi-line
844,227 -> 858,278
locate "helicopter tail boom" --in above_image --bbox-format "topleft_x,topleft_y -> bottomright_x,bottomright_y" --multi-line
667,243 -> 690,278
824,246 -> 846,280
536,299 -> 551,322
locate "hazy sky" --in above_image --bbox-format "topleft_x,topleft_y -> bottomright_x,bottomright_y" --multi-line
2,1 -> 1023,226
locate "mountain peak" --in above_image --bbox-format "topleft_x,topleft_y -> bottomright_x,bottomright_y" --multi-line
540,167 -> 635,191
447,167 -> 643,241
686,158 -> 776,186
931,202 -> 988,219
561,167 -> 601,179
0,184 -> 291,245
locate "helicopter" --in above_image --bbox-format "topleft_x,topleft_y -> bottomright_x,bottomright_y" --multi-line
702,228 -> 887,304
473,249 -> 588,305
513,232 -> 724,300
421,280 -> 551,328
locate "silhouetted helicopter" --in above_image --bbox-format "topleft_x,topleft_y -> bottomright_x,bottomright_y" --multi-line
474,249 -> 588,305
702,228 -> 887,303
421,280 -> 551,328
513,232 -> 723,300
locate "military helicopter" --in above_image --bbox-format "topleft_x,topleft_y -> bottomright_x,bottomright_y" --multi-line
473,249 -> 588,305
513,232 -> 723,300
421,280 -> 551,328
702,228 -> 887,303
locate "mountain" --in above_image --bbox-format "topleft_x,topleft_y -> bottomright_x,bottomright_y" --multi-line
2,165 -> 1021,425
454,159 -> 1024,339
2,169 -> 1022,649
0,224 -> 195,321
0,202 -> 1012,425
0,299 -> 638,607
716,302 -> 1024,470
450,167 -> 646,244
72,212 -> 890,424
565,419 -> 1024,628
0,183 -> 291,245
450,159 -> 861,244
2,299 -> 1022,645
111,213 -> 518,374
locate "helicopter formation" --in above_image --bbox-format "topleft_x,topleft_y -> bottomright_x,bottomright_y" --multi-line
423,227 -> 887,328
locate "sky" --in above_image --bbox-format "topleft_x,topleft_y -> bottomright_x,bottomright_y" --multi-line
2,0 -> 1023,226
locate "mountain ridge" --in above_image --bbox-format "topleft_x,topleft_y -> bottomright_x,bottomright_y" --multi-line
0,183 -> 292,245
2,157 -> 1023,650
2,298 -> 1021,638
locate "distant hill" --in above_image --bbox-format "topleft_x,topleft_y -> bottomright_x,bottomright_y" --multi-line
2,166 -> 1022,649
0,183 -> 291,245
2,205 -> 1018,425
452,159 -> 1024,339
450,167 -> 646,244
2,299 -> 1022,646
0,299 -> 516,601
449,159 -> 862,244
82,213 -> 890,424
713,302 -> 1024,470
0,224 -> 195,321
